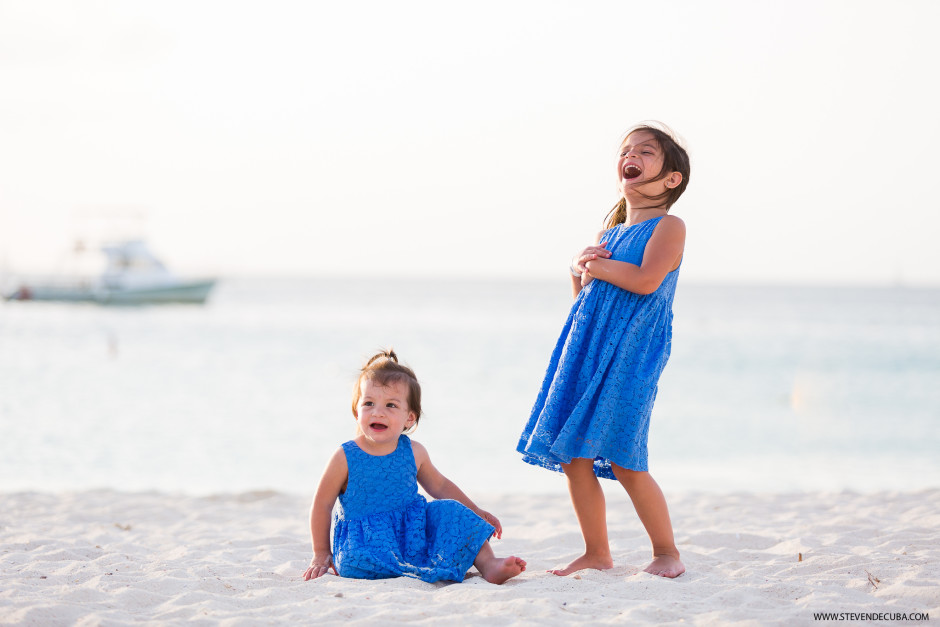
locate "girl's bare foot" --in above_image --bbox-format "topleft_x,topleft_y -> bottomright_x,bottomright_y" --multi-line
479,556 -> 527,584
549,552 -> 614,576
643,554 -> 685,578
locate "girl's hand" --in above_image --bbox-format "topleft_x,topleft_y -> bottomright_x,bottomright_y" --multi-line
303,552 -> 337,580
478,510 -> 503,539
571,242 -> 610,277
581,267 -> 595,287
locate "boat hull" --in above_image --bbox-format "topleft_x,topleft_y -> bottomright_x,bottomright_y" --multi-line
4,280 -> 216,305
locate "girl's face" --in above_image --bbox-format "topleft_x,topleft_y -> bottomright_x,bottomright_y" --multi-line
616,130 -> 678,201
354,378 -> 416,451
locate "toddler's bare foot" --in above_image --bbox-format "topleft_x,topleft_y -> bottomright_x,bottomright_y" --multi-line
549,553 -> 614,576
479,556 -> 526,584
643,554 -> 685,578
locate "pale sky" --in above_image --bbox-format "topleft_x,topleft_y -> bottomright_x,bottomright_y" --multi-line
1,0 -> 938,285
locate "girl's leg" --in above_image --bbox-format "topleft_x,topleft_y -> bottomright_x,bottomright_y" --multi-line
473,541 -> 526,584
551,457 -> 614,576
611,465 -> 685,578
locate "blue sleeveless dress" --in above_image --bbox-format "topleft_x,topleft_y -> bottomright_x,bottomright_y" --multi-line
332,435 -> 495,582
517,216 -> 679,479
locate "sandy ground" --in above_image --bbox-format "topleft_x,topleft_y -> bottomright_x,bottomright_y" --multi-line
1,489 -> 937,625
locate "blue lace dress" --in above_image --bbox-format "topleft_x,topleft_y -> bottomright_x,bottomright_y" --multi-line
517,216 -> 679,479
332,435 -> 495,582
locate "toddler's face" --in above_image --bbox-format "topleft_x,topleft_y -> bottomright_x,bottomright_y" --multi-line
355,379 -> 416,446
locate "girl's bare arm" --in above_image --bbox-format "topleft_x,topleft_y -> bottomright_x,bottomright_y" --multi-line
412,440 -> 502,538
303,448 -> 348,580
583,216 -> 685,295
570,230 -> 610,298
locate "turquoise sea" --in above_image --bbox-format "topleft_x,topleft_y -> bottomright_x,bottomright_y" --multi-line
1,279 -> 938,496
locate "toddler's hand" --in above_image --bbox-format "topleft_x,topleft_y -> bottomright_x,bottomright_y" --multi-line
478,510 -> 503,539
303,553 -> 337,580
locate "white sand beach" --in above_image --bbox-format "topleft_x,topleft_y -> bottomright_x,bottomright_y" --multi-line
1,489 -> 937,625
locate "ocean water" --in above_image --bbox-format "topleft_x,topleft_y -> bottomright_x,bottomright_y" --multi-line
1,279 -> 938,497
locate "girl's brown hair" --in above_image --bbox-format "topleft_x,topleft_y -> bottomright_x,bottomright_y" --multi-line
351,348 -> 423,432
604,122 -> 691,229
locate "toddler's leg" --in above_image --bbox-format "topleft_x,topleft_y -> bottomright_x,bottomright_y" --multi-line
611,465 -> 685,578
551,457 -> 614,576
473,541 -> 526,584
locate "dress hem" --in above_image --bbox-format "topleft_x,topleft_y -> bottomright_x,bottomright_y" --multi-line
519,451 -> 648,480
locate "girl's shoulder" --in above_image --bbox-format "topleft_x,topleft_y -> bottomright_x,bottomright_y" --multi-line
407,437 -> 429,465
650,214 -> 686,240
328,445 -> 350,470
317,445 -> 350,492
658,214 -> 685,228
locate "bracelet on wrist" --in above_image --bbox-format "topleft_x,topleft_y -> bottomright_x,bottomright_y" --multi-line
569,264 -> 582,278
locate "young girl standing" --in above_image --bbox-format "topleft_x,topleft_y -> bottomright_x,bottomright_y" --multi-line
517,123 -> 690,578
304,350 -> 526,584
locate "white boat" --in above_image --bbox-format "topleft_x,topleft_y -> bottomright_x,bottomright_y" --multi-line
3,240 -> 216,305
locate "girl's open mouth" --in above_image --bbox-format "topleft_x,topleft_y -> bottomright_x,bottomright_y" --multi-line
624,165 -> 642,180
370,423 -> 388,431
